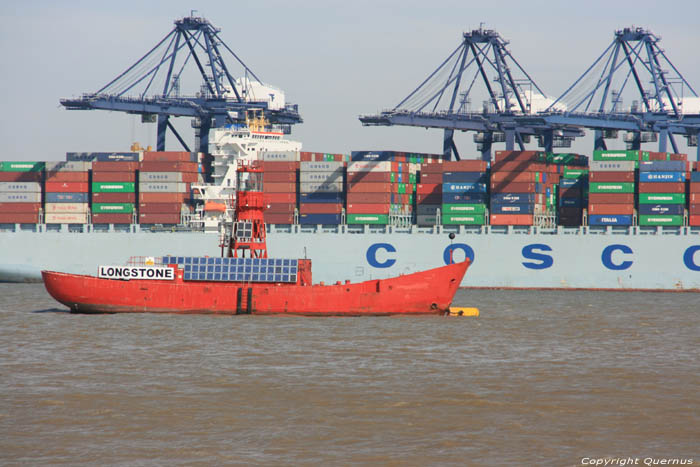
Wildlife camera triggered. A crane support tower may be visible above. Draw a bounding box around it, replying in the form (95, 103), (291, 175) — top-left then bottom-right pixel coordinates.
(60, 15), (302, 153)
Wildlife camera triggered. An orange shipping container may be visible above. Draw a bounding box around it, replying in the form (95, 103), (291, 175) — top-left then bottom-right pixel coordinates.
(263, 182), (296, 193)
(490, 181), (537, 193)
(489, 214), (534, 225)
(138, 203), (183, 214)
(263, 193), (296, 204)
(264, 203), (295, 214)
(589, 171), (635, 182)
(588, 203), (635, 215)
(490, 171), (540, 183)
(138, 213), (181, 224)
(262, 161), (299, 172)
(491, 161), (548, 172)
(348, 182), (395, 193)
(142, 151), (192, 162)
(299, 203), (343, 214)
(638, 182), (684, 193)
(442, 160), (488, 172)
(264, 172), (297, 183)
(92, 213), (133, 224)
(45, 182), (89, 193)
(588, 193), (635, 204)
(346, 203), (391, 214)
(0, 213), (40, 223)
(93, 192), (136, 203)
(0, 172), (42, 182)
(347, 192), (392, 204)
(419, 162), (444, 174)
(689, 215), (700, 226)
(347, 172), (392, 183)
(0, 202), (42, 213)
(416, 183), (441, 194)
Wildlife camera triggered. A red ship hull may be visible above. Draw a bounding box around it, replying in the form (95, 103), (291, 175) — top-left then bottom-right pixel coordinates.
(42, 260), (469, 316)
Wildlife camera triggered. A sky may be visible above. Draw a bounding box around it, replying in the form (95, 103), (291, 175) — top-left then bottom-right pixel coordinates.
(2, 0), (700, 161)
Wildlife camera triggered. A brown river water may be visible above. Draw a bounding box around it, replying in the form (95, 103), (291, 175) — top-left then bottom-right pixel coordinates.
(1, 283), (698, 466)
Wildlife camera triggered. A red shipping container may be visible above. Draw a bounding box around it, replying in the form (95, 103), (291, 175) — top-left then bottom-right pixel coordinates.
(265, 203), (295, 214)
(588, 203), (635, 215)
(638, 182), (684, 193)
(491, 161), (548, 172)
(347, 192), (392, 204)
(92, 192), (136, 203)
(138, 161), (198, 172)
(442, 160), (488, 172)
(138, 193), (186, 203)
(262, 161), (299, 172)
(494, 150), (541, 163)
(419, 162), (444, 174)
(416, 183), (441, 194)
(346, 203), (390, 214)
(0, 172), (42, 182)
(299, 203), (343, 214)
(489, 214), (534, 225)
(264, 182), (296, 193)
(45, 182), (89, 193)
(264, 213), (294, 224)
(690, 193), (700, 202)
(142, 151), (192, 162)
(669, 153), (688, 161)
(418, 173), (443, 184)
(300, 153), (312, 162)
(689, 215), (700, 226)
(348, 182), (395, 193)
(490, 181), (537, 193)
(689, 184), (700, 194)
(138, 203), (183, 214)
(91, 161), (138, 172)
(688, 204), (700, 215)
(45, 172), (89, 182)
(588, 193), (634, 204)
(264, 172), (297, 183)
(0, 202), (42, 213)
(490, 171), (541, 183)
(263, 193), (296, 204)
(138, 213), (181, 224)
(347, 172), (392, 183)
(92, 213), (133, 224)
(92, 171), (136, 182)
(0, 213), (40, 223)
(648, 152), (667, 161)
(416, 193), (442, 204)
(589, 171), (635, 182)
(559, 187), (582, 197)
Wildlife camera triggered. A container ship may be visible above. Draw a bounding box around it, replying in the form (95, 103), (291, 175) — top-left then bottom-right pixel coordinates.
(2, 118), (700, 291)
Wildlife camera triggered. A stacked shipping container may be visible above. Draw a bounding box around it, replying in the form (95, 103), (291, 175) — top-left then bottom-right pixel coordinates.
(138, 151), (197, 225)
(299, 161), (344, 225)
(416, 161), (443, 226)
(262, 161), (298, 225)
(91, 154), (139, 224)
(637, 159), (688, 226)
(0, 162), (43, 224)
(44, 161), (90, 224)
(558, 167), (588, 226)
(690, 169), (700, 226)
(441, 160), (489, 225)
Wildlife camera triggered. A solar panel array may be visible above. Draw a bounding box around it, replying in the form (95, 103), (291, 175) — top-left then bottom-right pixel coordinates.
(162, 256), (298, 283)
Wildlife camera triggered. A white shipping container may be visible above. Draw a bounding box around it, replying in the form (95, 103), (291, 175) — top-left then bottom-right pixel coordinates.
(139, 172), (185, 182)
(0, 182), (42, 193)
(45, 161), (92, 172)
(45, 213), (89, 224)
(299, 171), (343, 183)
(300, 161), (344, 172)
(261, 151), (300, 162)
(44, 203), (89, 213)
(0, 192), (42, 202)
(138, 182), (188, 193)
(589, 161), (636, 172)
(299, 182), (343, 193)
(347, 161), (391, 173)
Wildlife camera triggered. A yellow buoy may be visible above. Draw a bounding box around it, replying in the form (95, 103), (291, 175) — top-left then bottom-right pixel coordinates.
(448, 307), (479, 317)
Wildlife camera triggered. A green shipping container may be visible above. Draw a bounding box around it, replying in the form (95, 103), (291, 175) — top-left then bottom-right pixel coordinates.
(441, 214), (485, 225)
(347, 214), (389, 225)
(589, 182), (635, 193)
(92, 182), (136, 193)
(639, 215), (683, 226)
(409, 173), (416, 184)
(92, 203), (134, 214)
(442, 203), (486, 214)
(638, 193), (686, 204)
(592, 150), (649, 161)
(1, 161), (45, 172)
(563, 168), (589, 179)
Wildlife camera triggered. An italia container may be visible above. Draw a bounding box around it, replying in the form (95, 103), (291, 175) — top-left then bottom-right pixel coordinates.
(589, 214), (634, 226)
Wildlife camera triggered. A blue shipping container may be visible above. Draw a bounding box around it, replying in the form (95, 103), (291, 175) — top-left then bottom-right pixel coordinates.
(441, 193), (488, 204)
(690, 172), (700, 182)
(299, 213), (342, 224)
(638, 160), (687, 172)
(442, 172), (488, 183)
(66, 152), (139, 162)
(638, 171), (686, 182)
(589, 214), (634, 226)
(299, 192), (344, 203)
(351, 151), (398, 161)
(490, 203), (535, 214)
(559, 197), (583, 208)
(443, 183), (488, 193)
(45, 192), (89, 203)
(490, 193), (535, 204)
(638, 203), (684, 215)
